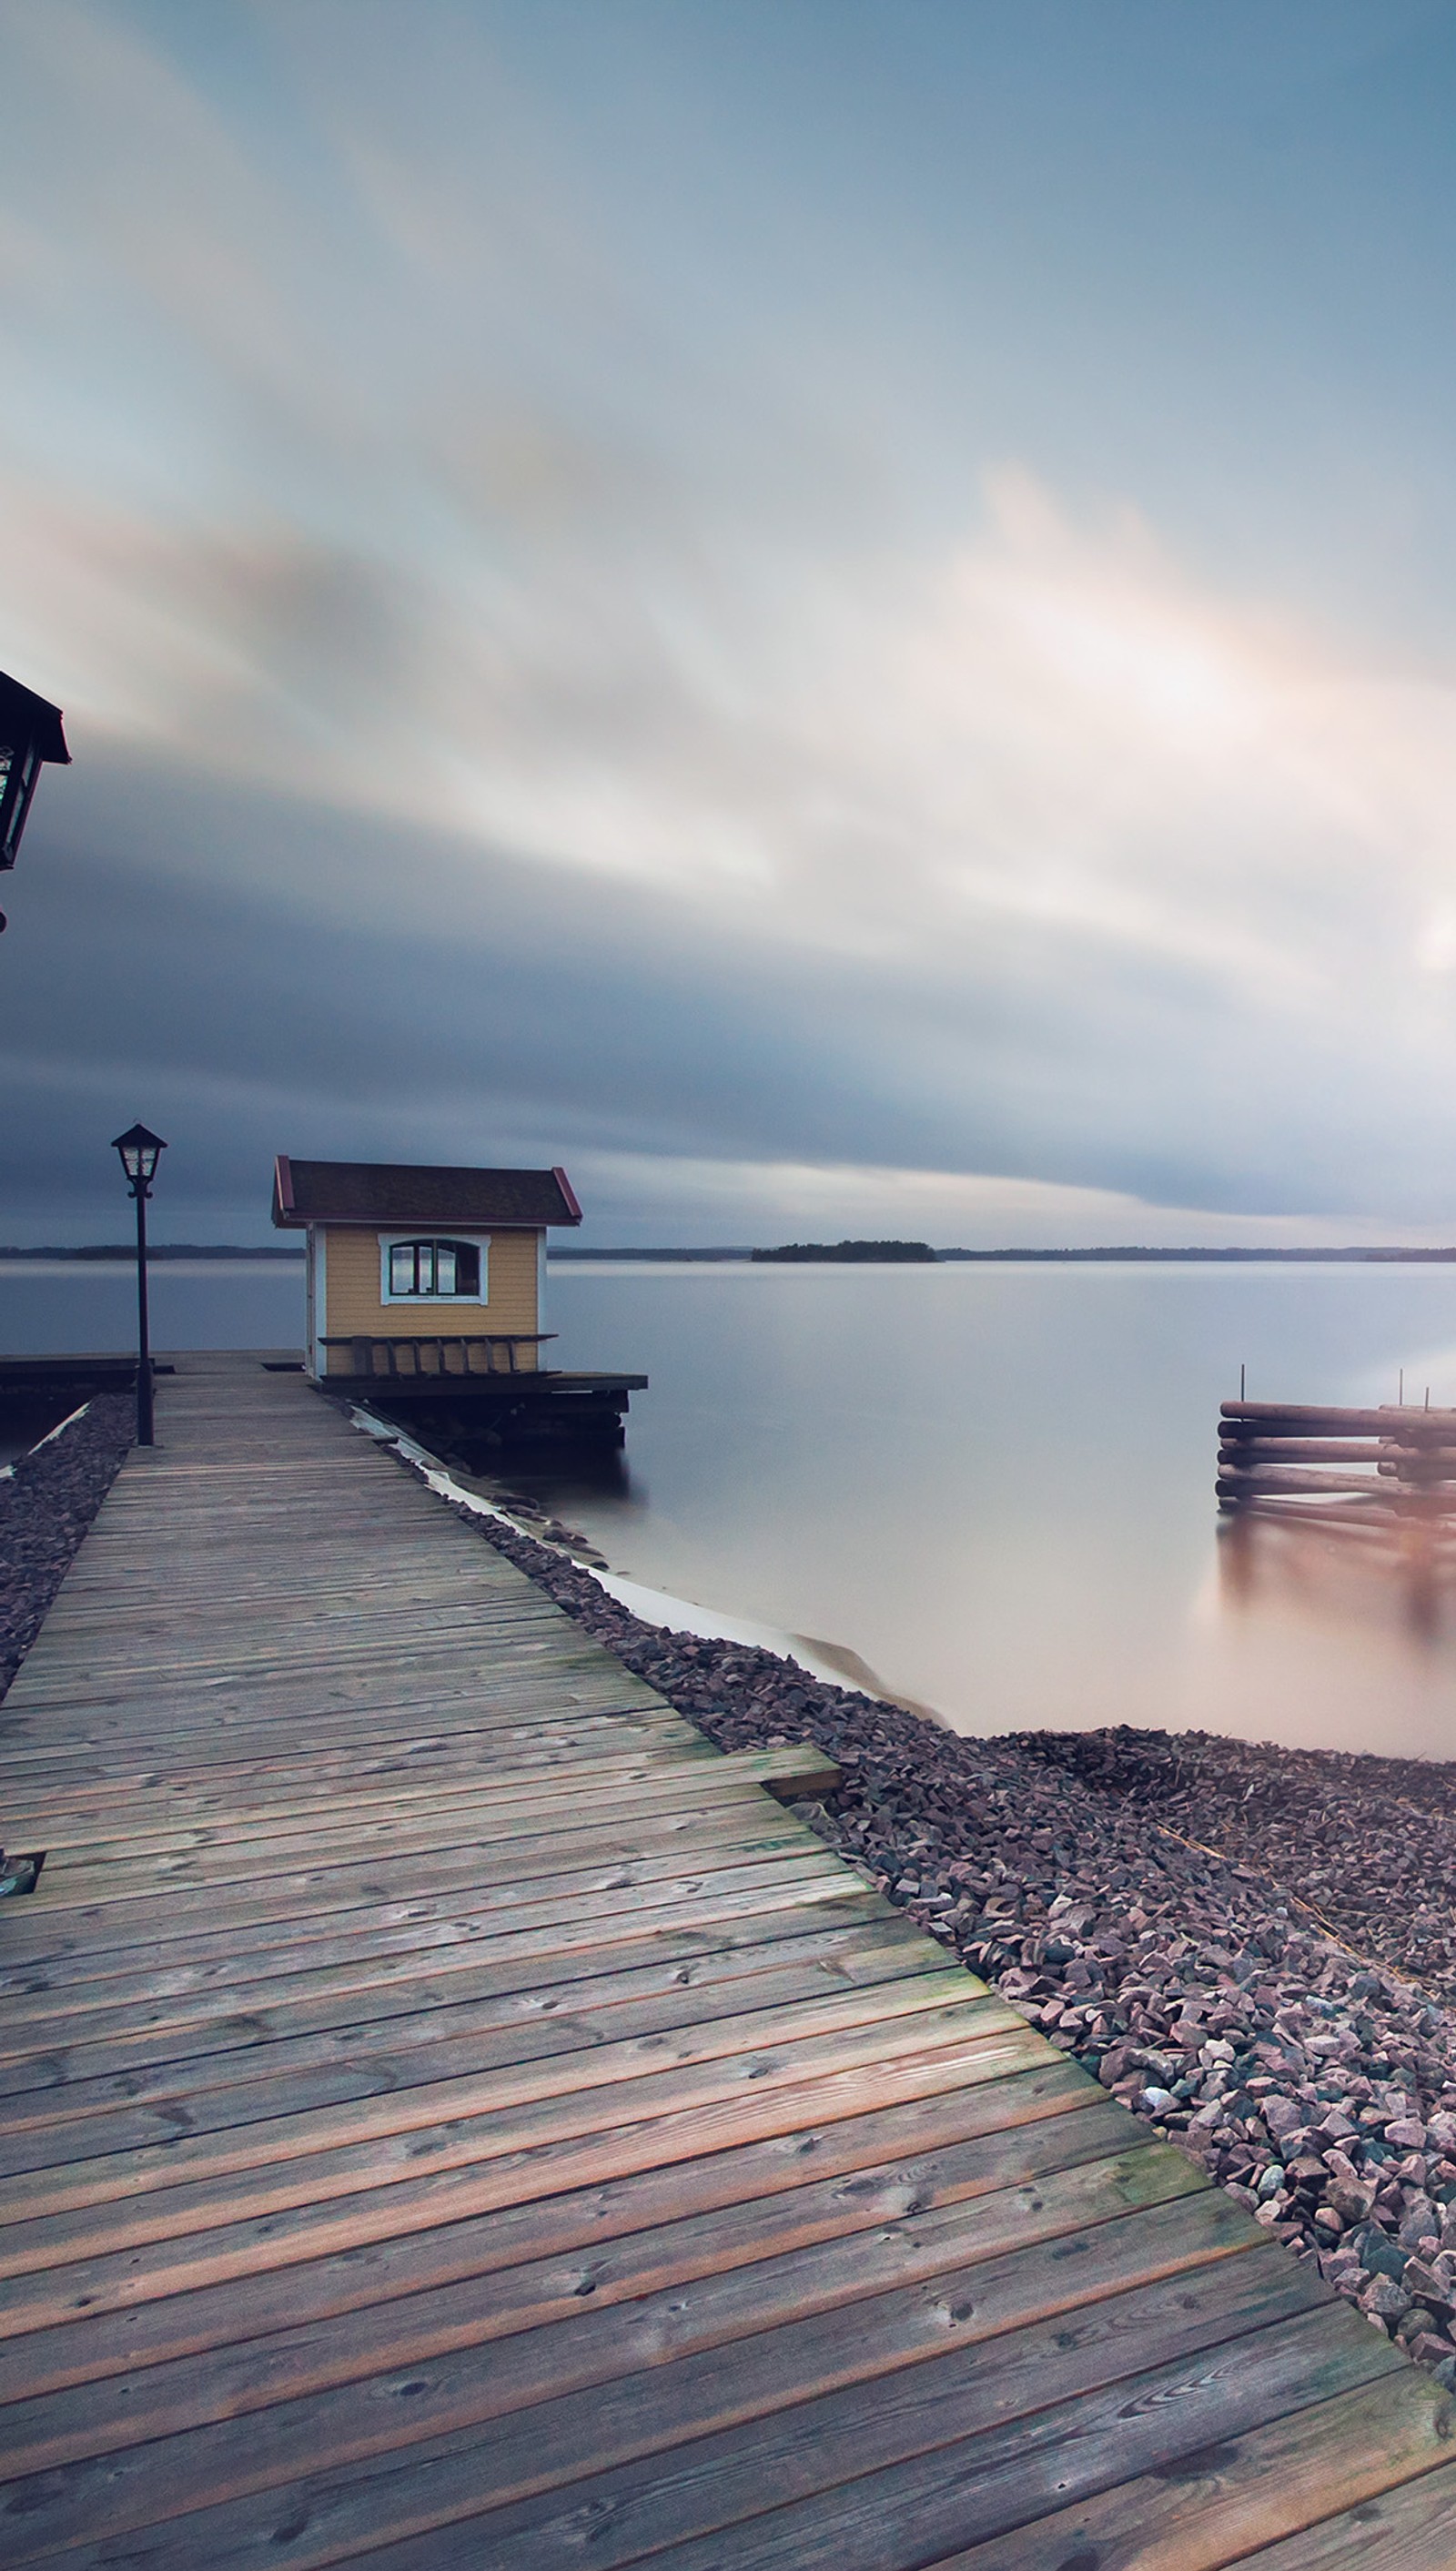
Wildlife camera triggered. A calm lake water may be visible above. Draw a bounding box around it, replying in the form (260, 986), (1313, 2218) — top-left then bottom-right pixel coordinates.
(5, 1255), (1456, 1758)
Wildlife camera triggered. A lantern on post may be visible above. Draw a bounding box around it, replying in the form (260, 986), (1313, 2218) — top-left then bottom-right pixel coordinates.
(0, 672), (69, 930)
(112, 1124), (167, 1448)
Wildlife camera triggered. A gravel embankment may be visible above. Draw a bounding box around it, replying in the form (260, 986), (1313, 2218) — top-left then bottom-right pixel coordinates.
(399, 1449), (1456, 2385)
(0, 1396), (133, 1704)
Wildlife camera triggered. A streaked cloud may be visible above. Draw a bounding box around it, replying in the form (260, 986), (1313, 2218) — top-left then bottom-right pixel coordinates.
(5, 2), (1456, 1238)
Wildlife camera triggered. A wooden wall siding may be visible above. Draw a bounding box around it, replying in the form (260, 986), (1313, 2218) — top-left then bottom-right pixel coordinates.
(1, 1351), (1453, 2566)
(320, 1224), (541, 1364)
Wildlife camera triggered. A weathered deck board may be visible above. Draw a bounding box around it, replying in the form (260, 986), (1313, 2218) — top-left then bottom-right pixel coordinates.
(0, 2147), (1214, 2485)
(1, 1351), (1451, 2564)
(0, 1909), (930, 2082)
(0, 2060), (1101, 2344)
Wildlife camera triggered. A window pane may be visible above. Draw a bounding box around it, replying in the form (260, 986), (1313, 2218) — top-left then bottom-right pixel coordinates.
(389, 1237), (482, 1297)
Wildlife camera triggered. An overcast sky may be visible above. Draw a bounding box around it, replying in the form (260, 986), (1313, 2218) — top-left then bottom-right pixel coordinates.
(7, 0), (1456, 1242)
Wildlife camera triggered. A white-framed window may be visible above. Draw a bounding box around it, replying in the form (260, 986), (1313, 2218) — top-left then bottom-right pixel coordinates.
(379, 1234), (489, 1303)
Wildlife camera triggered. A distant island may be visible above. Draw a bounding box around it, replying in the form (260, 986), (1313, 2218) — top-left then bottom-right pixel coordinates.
(752, 1240), (939, 1264)
(0, 1244), (303, 1261)
(936, 1246), (1456, 1263)
(552, 1243), (1456, 1264)
(550, 1246), (754, 1261)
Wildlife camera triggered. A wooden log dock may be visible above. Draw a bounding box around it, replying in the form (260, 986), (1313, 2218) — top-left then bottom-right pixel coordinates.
(2, 1353), (1456, 2563)
(1219, 1399), (1456, 1533)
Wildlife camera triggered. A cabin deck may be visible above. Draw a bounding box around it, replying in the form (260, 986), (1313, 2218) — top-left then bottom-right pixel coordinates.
(1, 1351), (1454, 2566)
(315, 1360), (648, 1446)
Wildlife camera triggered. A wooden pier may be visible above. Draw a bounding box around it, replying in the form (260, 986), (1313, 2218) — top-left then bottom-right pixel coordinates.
(2, 1354), (1456, 2563)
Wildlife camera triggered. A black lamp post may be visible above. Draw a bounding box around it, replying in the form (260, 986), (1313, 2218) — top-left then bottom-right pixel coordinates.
(0, 671), (70, 932)
(112, 1124), (167, 1447)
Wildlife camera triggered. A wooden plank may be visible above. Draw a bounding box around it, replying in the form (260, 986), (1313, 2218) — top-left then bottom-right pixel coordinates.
(0, 2084), (1130, 2391)
(0, 1808), (823, 1953)
(0, 1690), (679, 1756)
(1222, 1402), (1456, 1433)
(0, 1732), (733, 1837)
(3, 1609), (624, 1688)
(10, 1581), (584, 1629)
(0, 1633), (664, 1713)
(1210, 2458), (1456, 2569)
(0, 1833), (828, 1985)
(44, 1590), (573, 1627)
(0, 1704), (691, 1785)
(342, 2251), (1331, 2571)
(0, 1849), (857, 2003)
(933, 2369), (1456, 2569)
(0, 1691), (674, 1759)
(0, 1665), (671, 1723)
(0, 1614), (651, 1675)
(1, 1741), (839, 1875)
(411, 2302), (1404, 2571)
(9, 1603), (639, 1658)
(0, 1675), (601, 1746)
(0, 2056), (1101, 2343)
(4, 2232), (1325, 2570)
(1218, 1439), (1456, 1464)
(48, 1547), (522, 1584)
(0, 2142), (1213, 2481)
(8, 1773), (821, 1902)
(0, 1862), (867, 2032)
(18, 1570), (622, 1622)
(0, 1903), (909, 2074)
(20, 1630), (635, 1689)
(9, 1605), (638, 1655)
(1218, 1467), (1405, 1496)
(0, 1927), (944, 2141)
(0, 1722), (696, 1811)
(0, 1977), (1002, 2191)
(11, 1785), (797, 1898)
(7, 1613), (652, 1672)
(0, 2019), (1051, 2279)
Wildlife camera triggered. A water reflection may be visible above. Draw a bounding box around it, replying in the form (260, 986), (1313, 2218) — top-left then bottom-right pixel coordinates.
(1218, 1510), (1456, 1646)
(527, 1260), (1456, 1759)
(457, 1443), (637, 1511)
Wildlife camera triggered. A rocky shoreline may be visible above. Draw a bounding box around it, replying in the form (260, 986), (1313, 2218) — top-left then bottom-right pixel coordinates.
(416, 1454), (1456, 2387)
(0, 1396), (133, 1704)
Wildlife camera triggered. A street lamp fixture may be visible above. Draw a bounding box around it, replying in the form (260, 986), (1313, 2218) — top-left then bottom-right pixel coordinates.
(112, 1123), (167, 1447)
(0, 671), (70, 930)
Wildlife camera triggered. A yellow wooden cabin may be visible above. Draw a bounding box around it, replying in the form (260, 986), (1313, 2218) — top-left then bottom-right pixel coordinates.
(272, 1156), (582, 1385)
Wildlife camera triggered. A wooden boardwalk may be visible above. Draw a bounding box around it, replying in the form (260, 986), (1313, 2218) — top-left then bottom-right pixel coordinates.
(1, 1353), (1455, 2566)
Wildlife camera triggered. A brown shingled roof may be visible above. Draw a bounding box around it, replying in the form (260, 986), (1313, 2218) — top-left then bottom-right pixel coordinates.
(272, 1158), (581, 1229)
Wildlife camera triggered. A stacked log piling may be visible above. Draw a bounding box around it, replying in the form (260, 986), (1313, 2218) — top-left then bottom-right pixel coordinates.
(1218, 1401), (1456, 1528)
